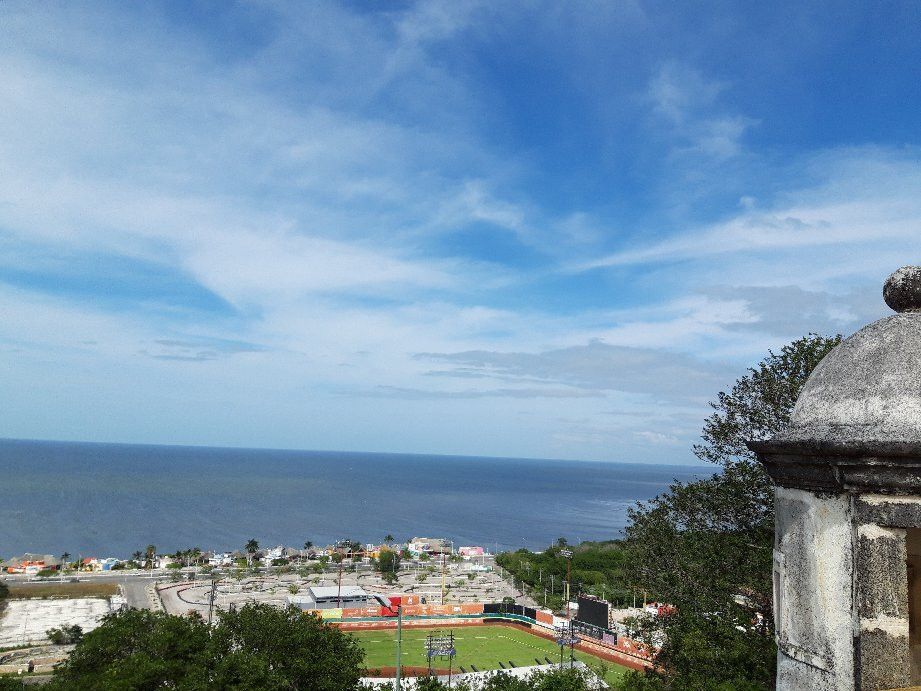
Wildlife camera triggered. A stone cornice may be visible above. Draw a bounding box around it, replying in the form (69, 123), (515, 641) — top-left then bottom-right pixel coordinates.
(747, 440), (921, 493)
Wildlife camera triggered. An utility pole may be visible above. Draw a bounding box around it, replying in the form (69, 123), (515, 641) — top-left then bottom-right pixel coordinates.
(337, 553), (344, 608)
(208, 578), (218, 624)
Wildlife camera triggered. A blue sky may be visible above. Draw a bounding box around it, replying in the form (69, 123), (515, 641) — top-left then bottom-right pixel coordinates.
(1, 1), (920, 464)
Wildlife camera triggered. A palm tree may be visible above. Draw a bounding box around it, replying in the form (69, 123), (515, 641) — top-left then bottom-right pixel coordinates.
(132, 550), (143, 566)
(245, 539), (259, 567)
(145, 544), (157, 572)
(60, 552), (70, 580)
(384, 534), (394, 545)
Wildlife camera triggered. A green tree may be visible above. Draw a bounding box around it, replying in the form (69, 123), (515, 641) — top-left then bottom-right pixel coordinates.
(209, 603), (363, 690)
(377, 549), (401, 585)
(621, 334), (840, 690)
(46, 603), (364, 690)
(401, 668), (593, 690)
(144, 544), (156, 571)
(47, 624), (83, 645)
(50, 609), (210, 689)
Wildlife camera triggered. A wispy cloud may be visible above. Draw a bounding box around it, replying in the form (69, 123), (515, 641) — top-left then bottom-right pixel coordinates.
(416, 341), (728, 403)
(371, 385), (602, 400)
(647, 62), (758, 160)
(578, 147), (921, 277)
(142, 338), (264, 362)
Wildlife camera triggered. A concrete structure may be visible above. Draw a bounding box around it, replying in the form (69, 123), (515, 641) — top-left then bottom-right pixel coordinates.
(408, 537), (452, 555)
(750, 266), (921, 690)
(288, 585), (372, 610)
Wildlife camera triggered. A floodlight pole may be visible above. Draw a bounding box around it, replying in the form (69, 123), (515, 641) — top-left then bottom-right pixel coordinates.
(395, 604), (402, 690)
(448, 629), (453, 688)
(560, 548), (574, 670)
(560, 549), (573, 624)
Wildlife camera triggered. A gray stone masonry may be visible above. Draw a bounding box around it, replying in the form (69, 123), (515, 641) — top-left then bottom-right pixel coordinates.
(750, 266), (921, 691)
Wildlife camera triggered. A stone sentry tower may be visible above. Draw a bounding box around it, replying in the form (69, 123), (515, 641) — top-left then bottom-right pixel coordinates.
(750, 266), (921, 691)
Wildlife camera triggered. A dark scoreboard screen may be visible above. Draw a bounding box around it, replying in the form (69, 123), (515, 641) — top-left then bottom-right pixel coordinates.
(576, 595), (609, 630)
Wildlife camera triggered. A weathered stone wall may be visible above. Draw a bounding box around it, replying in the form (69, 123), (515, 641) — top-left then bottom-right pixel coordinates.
(774, 491), (921, 690)
(908, 529), (921, 684)
(854, 522), (909, 690)
(774, 487), (854, 691)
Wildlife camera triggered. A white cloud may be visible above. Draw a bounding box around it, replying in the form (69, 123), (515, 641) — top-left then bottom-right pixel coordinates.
(580, 147), (921, 282)
(646, 62), (757, 160)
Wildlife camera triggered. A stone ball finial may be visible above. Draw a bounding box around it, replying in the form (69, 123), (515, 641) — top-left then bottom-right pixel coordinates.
(883, 266), (921, 313)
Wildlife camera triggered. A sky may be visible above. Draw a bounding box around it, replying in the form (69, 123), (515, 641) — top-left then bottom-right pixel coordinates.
(1, 1), (920, 465)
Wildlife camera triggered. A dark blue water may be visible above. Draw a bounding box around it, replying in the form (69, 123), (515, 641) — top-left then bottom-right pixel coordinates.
(0, 439), (709, 557)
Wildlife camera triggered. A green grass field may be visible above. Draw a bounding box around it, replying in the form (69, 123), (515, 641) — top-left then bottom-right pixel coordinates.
(351, 624), (629, 685)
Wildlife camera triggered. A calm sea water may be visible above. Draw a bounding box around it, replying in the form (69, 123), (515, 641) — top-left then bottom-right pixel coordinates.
(0, 439), (709, 558)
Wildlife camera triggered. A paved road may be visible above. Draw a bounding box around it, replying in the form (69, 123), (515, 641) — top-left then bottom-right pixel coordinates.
(118, 578), (153, 609)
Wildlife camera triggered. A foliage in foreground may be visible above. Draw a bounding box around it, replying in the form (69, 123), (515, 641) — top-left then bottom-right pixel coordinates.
(371, 667), (594, 690)
(40, 602), (363, 690)
(620, 334), (841, 690)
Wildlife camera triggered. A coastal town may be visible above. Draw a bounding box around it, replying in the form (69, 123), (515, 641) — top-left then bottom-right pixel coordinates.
(1, 537), (652, 685)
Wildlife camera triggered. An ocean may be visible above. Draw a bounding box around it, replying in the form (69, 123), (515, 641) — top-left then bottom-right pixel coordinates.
(0, 438), (709, 558)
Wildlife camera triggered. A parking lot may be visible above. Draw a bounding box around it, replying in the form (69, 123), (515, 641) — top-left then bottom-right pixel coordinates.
(0, 598), (112, 648)
(159, 558), (530, 617)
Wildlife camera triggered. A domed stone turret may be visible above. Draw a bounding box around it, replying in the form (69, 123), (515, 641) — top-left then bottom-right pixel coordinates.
(749, 267), (921, 691)
(779, 266), (921, 449)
